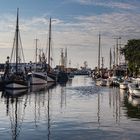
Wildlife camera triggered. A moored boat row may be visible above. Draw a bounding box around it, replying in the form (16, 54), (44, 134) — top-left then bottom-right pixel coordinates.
(0, 9), (69, 95)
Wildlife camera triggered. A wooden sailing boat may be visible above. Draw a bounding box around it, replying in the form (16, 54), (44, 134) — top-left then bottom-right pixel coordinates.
(29, 39), (47, 85)
(93, 33), (101, 79)
(94, 33), (107, 86)
(4, 9), (29, 91)
(47, 18), (57, 82)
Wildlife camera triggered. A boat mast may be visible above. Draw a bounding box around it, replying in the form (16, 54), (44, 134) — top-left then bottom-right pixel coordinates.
(101, 57), (104, 69)
(35, 39), (38, 71)
(60, 49), (64, 67)
(114, 37), (121, 66)
(116, 38), (119, 66)
(65, 47), (67, 68)
(48, 18), (51, 71)
(113, 45), (116, 66)
(16, 8), (19, 73)
(98, 33), (101, 70)
(109, 48), (112, 70)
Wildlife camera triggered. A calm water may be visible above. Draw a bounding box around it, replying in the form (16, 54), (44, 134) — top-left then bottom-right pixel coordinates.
(0, 75), (140, 140)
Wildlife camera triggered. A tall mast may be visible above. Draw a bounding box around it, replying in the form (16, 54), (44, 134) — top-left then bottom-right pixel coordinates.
(98, 33), (101, 70)
(116, 38), (119, 66)
(119, 38), (122, 65)
(101, 57), (104, 69)
(114, 37), (121, 66)
(16, 8), (19, 73)
(65, 47), (67, 68)
(48, 18), (51, 71)
(109, 48), (112, 70)
(35, 39), (39, 71)
(113, 46), (116, 66)
(60, 49), (64, 66)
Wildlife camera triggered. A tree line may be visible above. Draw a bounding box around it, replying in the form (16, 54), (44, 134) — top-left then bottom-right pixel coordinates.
(121, 39), (140, 77)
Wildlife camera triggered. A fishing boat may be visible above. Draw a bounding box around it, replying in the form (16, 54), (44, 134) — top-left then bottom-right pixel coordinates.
(29, 39), (47, 85)
(56, 48), (68, 83)
(3, 9), (29, 91)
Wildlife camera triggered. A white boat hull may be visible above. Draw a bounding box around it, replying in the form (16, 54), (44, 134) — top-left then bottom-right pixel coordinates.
(95, 79), (101, 86)
(30, 72), (47, 85)
(128, 83), (140, 97)
(132, 88), (140, 97)
(120, 83), (128, 90)
(96, 78), (107, 86)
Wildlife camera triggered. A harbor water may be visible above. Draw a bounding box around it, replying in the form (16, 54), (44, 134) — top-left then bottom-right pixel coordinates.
(0, 75), (140, 140)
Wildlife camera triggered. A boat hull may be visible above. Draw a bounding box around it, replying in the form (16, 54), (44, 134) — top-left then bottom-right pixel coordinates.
(4, 80), (29, 90)
(128, 83), (140, 97)
(47, 72), (57, 82)
(29, 72), (47, 85)
(120, 83), (128, 90)
(132, 89), (140, 97)
(95, 78), (107, 86)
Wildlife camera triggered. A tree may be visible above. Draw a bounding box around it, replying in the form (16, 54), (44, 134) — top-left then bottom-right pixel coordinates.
(121, 39), (140, 77)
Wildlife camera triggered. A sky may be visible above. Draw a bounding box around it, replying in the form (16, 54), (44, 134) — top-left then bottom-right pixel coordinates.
(0, 0), (140, 68)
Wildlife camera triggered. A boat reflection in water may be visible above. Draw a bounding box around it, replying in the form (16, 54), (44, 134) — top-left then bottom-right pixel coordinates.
(29, 82), (56, 93)
(31, 85), (53, 140)
(123, 94), (140, 119)
(4, 89), (28, 97)
(1, 76), (140, 140)
(2, 92), (28, 140)
(128, 94), (140, 107)
(30, 84), (47, 92)
(1, 80), (56, 140)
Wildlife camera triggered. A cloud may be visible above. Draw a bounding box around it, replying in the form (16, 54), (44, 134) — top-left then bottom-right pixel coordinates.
(0, 9), (140, 67)
(53, 12), (140, 47)
(50, 12), (140, 67)
(1, 11), (139, 49)
(73, 0), (138, 10)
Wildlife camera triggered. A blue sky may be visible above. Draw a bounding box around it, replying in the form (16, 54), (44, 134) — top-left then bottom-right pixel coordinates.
(0, 0), (140, 68)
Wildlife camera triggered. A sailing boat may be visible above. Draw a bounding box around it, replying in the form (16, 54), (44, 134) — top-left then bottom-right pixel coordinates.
(47, 18), (57, 83)
(94, 33), (107, 86)
(29, 39), (47, 85)
(3, 9), (29, 91)
(92, 33), (101, 79)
